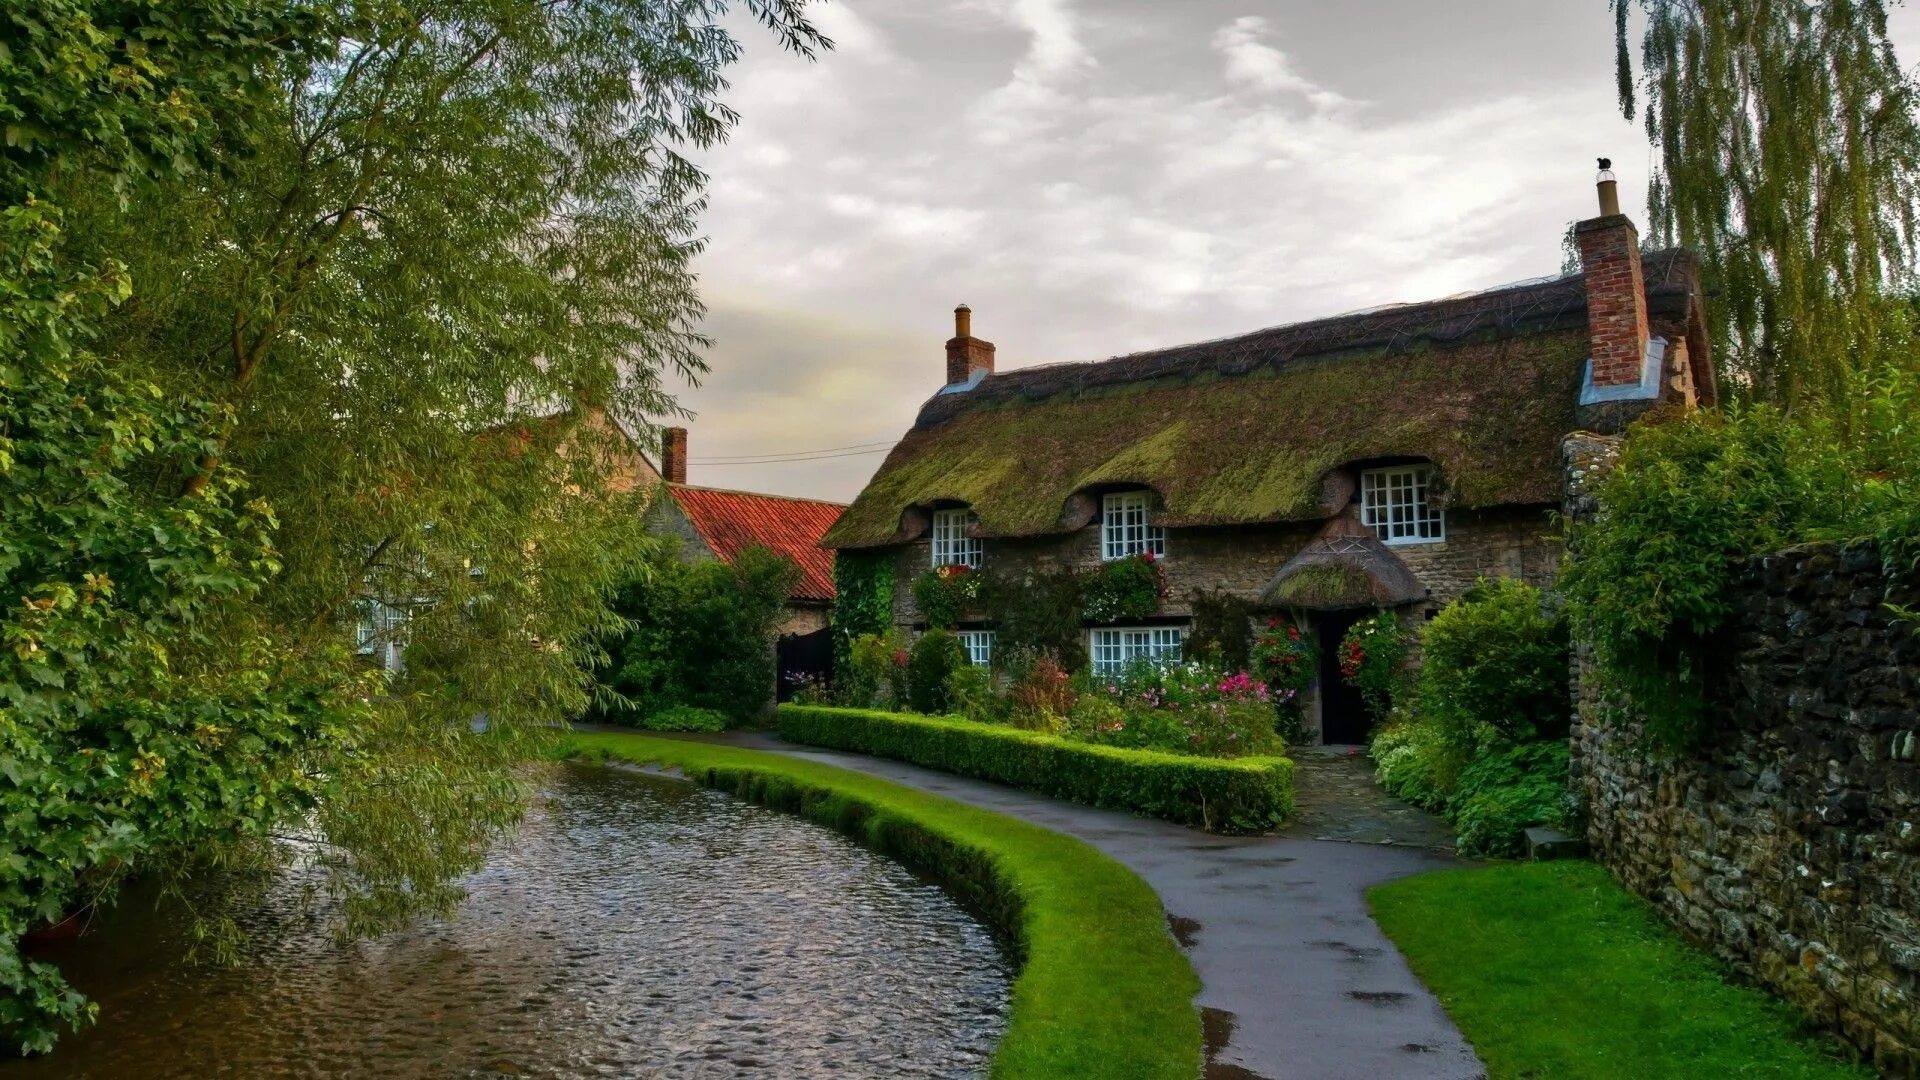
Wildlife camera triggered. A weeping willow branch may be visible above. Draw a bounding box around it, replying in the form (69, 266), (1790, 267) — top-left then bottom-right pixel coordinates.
(1614, 0), (1920, 419)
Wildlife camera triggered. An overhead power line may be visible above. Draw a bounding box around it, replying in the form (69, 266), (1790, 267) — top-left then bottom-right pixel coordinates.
(688, 444), (895, 466)
(687, 438), (896, 465)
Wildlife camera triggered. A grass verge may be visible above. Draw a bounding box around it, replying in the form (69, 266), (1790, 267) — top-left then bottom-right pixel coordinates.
(1369, 861), (1871, 1079)
(562, 730), (1202, 1080)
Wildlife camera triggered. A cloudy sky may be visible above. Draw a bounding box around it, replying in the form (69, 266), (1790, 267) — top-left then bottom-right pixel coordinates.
(670, 1), (1920, 502)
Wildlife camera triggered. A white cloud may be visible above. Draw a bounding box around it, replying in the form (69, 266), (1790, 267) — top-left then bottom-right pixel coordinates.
(1210, 16), (1349, 111)
(677, 0), (1647, 501)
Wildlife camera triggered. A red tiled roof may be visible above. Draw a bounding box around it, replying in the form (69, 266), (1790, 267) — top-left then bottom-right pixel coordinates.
(667, 485), (845, 603)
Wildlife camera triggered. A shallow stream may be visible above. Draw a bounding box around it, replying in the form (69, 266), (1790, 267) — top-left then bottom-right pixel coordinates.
(6, 764), (1011, 1079)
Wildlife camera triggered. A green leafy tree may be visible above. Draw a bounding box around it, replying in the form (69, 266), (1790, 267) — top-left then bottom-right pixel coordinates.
(2, 0), (827, 1053)
(601, 544), (801, 724)
(1612, 0), (1920, 413)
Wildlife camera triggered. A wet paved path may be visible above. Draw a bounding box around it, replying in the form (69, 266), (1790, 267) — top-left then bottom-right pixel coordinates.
(695, 732), (1485, 1080)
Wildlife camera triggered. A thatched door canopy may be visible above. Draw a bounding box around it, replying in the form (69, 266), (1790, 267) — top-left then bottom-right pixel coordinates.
(1258, 516), (1428, 610)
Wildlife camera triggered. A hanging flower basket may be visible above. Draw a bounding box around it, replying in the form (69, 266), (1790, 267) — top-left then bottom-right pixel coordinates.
(1081, 552), (1166, 623)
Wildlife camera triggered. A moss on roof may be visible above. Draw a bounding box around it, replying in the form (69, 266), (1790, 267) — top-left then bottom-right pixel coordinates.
(1267, 565), (1377, 609)
(824, 327), (1590, 549)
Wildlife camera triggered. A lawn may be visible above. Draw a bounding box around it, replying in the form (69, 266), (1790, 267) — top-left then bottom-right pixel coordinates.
(1369, 861), (1871, 1079)
(562, 730), (1202, 1080)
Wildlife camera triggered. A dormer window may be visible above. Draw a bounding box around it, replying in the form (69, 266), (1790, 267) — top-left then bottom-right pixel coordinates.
(1360, 465), (1445, 545)
(931, 508), (982, 567)
(1101, 491), (1166, 561)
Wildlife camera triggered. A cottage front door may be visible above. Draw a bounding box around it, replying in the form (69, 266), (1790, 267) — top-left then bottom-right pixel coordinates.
(1313, 610), (1373, 745)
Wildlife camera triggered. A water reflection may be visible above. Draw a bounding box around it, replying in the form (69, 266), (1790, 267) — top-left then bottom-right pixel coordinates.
(8, 765), (1011, 1078)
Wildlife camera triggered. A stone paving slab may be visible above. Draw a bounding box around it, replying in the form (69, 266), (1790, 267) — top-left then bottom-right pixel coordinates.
(698, 732), (1486, 1080)
(1285, 746), (1459, 853)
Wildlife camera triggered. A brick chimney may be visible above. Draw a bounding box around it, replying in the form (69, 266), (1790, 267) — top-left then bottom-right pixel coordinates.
(1575, 158), (1653, 392)
(661, 426), (687, 484)
(945, 304), (996, 386)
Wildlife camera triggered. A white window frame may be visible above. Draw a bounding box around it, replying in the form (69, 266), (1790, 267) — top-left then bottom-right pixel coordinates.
(956, 629), (996, 667)
(1360, 465), (1445, 545)
(1100, 491), (1166, 561)
(355, 599), (411, 673)
(1089, 626), (1184, 675)
(930, 508), (983, 568)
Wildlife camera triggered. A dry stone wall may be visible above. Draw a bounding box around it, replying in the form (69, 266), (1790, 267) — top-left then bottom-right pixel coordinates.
(1571, 539), (1920, 1074)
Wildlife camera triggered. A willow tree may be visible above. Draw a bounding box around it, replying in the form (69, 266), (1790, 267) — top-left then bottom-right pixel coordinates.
(3, 0), (825, 1053)
(1612, 0), (1920, 414)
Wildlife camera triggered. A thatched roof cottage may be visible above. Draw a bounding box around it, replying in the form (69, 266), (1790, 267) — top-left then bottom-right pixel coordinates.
(822, 169), (1711, 742)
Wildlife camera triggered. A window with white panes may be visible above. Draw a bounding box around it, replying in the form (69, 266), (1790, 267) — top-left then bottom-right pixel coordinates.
(1100, 492), (1166, 561)
(1089, 627), (1184, 675)
(956, 630), (995, 667)
(1360, 465), (1445, 545)
(930, 508), (983, 567)
(354, 600), (411, 673)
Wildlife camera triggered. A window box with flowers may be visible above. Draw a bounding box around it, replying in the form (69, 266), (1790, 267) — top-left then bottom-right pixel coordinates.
(911, 563), (983, 629)
(1081, 551), (1166, 624)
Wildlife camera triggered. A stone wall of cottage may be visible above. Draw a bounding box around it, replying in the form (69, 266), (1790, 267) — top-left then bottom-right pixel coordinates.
(885, 505), (1561, 629)
(778, 604), (830, 637)
(1570, 539), (1920, 1075)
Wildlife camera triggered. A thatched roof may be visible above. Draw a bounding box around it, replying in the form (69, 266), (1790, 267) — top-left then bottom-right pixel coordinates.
(1258, 516), (1428, 610)
(823, 250), (1700, 550)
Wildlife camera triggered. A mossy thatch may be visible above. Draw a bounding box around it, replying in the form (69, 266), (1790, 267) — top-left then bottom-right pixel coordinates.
(823, 252), (1700, 550)
(1267, 565), (1376, 608)
(1257, 520), (1428, 610)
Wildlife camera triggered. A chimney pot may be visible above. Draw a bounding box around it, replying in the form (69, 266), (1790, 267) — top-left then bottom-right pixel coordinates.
(954, 303), (972, 339)
(1595, 156), (1621, 216)
(661, 426), (688, 484)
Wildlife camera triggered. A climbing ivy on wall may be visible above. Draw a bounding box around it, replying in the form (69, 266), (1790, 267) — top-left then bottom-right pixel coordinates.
(831, 551), (893, 680)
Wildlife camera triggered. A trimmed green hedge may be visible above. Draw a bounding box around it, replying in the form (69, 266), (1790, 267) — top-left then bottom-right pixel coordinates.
(776, 705), (1293, 834)
(563, 731), (1202, 1079)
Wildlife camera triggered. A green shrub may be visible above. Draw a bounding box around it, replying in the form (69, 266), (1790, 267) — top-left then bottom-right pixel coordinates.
(600, 543), (798, 723)
(1418, 578), (1570, 747)
(637, 705), (729, 732)
(1447, 741), (1569, 857)
(1063, 694), (1127, 740)
(846, 629), (909, 710)
(908, 629), (968, 714)
(1373, 717), (1566, 857)
(777, 705), (1294, 833)
(1370, 716), (1455, 812)
(944, 661), (997, 722)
